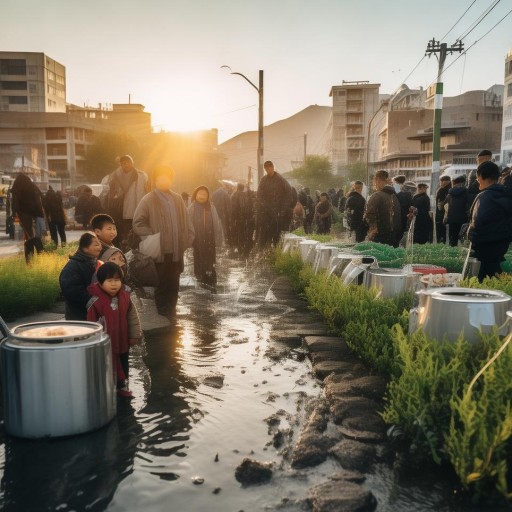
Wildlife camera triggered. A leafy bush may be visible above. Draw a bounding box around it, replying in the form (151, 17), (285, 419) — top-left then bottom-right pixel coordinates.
(0, 250), (72, 321)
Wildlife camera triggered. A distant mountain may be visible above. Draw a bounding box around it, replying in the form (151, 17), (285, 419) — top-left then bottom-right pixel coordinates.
(219, 105), (332, 186)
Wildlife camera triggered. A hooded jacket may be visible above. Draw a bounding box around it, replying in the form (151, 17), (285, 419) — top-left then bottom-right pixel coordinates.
(59, 250), (98, 320)
(445, 186), (469, 225)
(364, 185), (402, 245)
(469, 184), (512, 245)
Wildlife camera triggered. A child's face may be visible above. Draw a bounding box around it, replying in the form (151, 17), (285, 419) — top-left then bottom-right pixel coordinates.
(83, 237), (102, 258)
(100, 277), (123, 297)
(94, 223), (117, 244)
(108, 252), (126, 268)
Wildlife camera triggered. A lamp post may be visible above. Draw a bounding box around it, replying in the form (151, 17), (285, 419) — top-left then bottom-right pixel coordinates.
(222, 66), (264, 183)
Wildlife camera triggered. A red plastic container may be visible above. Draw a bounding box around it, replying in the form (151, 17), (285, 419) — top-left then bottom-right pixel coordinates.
(411, 264), (447, 275)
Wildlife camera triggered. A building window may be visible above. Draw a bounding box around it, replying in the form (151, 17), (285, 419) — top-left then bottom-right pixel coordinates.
(75, 144), (86, 157)
(8, 96), (28, 104)
(46, 127), (67, 140)
(1, 81), (27, 90)
(505, 126), (512, 141)
(508, 83), (512, 97)
(28, 83), (37, 93)
(0, 59), (26, 75)
(47, 143), (67, 156)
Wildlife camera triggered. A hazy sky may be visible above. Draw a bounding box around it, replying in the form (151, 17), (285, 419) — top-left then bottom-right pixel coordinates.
(1, 0), (511, 142)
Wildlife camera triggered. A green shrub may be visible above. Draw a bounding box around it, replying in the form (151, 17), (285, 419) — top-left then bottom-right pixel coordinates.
(0, 251), (71, 321)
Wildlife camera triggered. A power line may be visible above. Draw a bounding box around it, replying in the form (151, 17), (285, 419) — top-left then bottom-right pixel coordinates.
(440, 0), (478, 41)
(456, 0), (502, 41)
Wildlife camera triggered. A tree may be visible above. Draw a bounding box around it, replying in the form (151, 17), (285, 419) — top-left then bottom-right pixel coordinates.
(84, 132), (144, 182)
(285, 155), (340, 192)
(345, 161), (367, 184)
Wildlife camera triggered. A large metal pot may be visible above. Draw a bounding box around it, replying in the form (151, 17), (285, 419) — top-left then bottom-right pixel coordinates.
(0, 320), (116, 438)
(364, 268), (420, 298)
(328, 252), (356, 277)
(281, 234), (304, 254)
(340, 256), (378, 285)
(409, 287), (512, 343)
(299, 240), (319, 263)
(312, 245), (339, 274)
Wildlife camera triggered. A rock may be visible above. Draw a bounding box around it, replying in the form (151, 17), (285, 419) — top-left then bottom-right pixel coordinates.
(313, 360), (363, 380)
(202, 374), (224, 389)
(290, 432), (337, 469)
(192, 476), (204, 485)
(338, 425), (385, 443)
(309, 350), (346, 364)
(212, 487), (221, 494)
(324, 375), (386, 401)
(234, 458), (273, 485)
(329, 396), (382, 424)
(329, 439), (377, 472)
(304, 336), (350, 353)
(308, 472), (376, 512)
(342, 412), (386, 435)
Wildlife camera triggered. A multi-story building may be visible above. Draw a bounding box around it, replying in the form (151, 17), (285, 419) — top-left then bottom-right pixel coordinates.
(0, 52), (66, 113)
(329, 81), (380, 174)
(368, 85), (503, 184)
(501, 50), (512, 166)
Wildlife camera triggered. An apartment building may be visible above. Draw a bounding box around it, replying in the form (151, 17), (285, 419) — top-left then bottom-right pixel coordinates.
(501, 50), (512, 166)
(329, 81), (380, 174)
(0, 52), (66, 113)
(368, 85), (503, 184)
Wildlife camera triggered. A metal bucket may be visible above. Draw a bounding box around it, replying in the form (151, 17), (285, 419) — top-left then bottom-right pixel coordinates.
(340, 256), (378, 285)
(364, 268), (421, 298)
(298, 240), (319, 263)
(312, 245), (339, 274)
(0, 320), (116, 438)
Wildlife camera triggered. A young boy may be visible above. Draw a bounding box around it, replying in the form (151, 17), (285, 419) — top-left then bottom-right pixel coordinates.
(87, 262), (142, 398)
(90, 213), (117, 258)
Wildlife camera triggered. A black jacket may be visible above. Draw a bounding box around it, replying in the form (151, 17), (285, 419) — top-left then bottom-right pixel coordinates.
(396, 190), (413, 232)
(364, 186), (402, 246)
(469, 184), (512, 245)
(446, 186), (469, 225)
(59, 251), (97, 320)
(345, 191), (366, 230)
(435, 185), (450, 223)
(412, 192), (432, 244)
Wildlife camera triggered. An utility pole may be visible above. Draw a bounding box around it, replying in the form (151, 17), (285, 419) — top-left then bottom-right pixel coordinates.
(425, 38), (463, 191)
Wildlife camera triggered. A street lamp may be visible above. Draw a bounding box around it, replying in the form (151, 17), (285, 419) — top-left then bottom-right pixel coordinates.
(221, 66), (264, 183)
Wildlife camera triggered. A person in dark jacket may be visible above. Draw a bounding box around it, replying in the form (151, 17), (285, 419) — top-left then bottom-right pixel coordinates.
(10, 171), (45, 262)
(75, 187), (101, 229)
(345, 181), (367, 242)
(188, 186), (224, 290)
(298, 187), (315, 234)
(364, 170), (402, 247)
(393, 175), (413, 239)
(256, 160), (293, 247)
(211, 184), (232, 246)
(314, 192), (333, 234)
(469, 161), (512, 281)
(59, 232), (102, 320)
(43, 187), (67, 247)
(445, 175), (469, 247)
(411, 183), (433, 244)
(231, 183), (253, 258)
(467, 149), (493, 208)
(435, 175), (451, 244)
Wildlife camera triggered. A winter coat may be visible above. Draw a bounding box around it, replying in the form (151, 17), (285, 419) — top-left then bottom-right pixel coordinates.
(257, 172), (294, 230)
(86, 282), (141, 355)
(445, 186), (469, 225)
(59, 250), (99, 320)
(345, 191), (366, 231)
(396, 190), (413, 232)
(75, 194), (101, 226)
(364, 186), (402, 246)
(411, 192), (432, 244)
(435, 184), (450, 224)
(469, 184), (512, 245)
(11, 172), (44, 218)
(43, 189), (66, 223)
(132, 190), (194, 264)
(188, 201), (224, 249)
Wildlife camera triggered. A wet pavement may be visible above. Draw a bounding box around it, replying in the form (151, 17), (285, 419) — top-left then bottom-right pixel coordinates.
(0, 251), (508, 511)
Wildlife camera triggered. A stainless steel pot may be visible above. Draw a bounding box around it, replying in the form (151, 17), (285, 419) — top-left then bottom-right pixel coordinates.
(281, 234), (304, 254)
(0, 320), (116, 438)
(340, 256), (378, 285)
(364, 268), (420, 298)
(409, 287), (512, 343)
(328, 252), (356, 277)
(312, 245), (339, 274)
(299, 240), (319, 263)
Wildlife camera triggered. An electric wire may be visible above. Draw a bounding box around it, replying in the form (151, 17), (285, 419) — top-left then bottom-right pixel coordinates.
(456, 0), (502, 42)
(440, 0), (478, 41)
